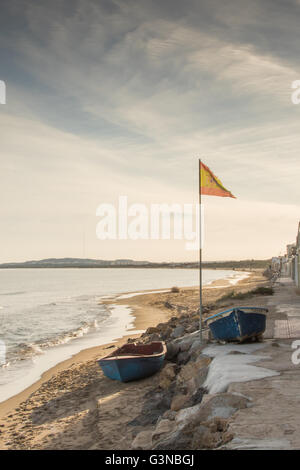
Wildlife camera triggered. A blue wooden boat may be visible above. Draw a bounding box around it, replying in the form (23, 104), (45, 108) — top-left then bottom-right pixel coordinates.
(204, 307), (268, 342)
(98, 341), (166, 382)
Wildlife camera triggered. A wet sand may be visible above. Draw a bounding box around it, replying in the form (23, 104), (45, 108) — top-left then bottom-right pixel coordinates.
(0, 270), (267, 449)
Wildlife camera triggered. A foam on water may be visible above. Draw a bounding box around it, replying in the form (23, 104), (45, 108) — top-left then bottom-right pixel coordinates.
(115, 289), (170, 300)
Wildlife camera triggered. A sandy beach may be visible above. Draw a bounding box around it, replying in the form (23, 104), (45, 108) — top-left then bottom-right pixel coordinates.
(0, 270), (267, 450)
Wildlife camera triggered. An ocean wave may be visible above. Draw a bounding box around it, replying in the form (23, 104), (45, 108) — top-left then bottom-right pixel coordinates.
(11, 317), (102, 362)
(18, 342), (44, 358)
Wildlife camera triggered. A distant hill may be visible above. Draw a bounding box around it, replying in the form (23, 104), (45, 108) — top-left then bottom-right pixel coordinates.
(0, 258), (149, 268)
(0, 258), (270, 270)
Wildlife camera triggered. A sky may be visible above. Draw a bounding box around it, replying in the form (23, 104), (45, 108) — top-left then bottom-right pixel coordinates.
(1, 0), (300, 263)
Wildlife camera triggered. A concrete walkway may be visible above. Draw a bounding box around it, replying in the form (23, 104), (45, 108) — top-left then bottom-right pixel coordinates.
(272, 277), (300, 339)
(221, 277), (300, 450)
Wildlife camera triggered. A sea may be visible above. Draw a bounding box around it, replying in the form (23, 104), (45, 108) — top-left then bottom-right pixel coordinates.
(0, 268), (245, 403)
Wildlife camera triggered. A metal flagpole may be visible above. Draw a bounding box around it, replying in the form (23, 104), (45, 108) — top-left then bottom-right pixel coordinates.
(199, 158), (203, 343)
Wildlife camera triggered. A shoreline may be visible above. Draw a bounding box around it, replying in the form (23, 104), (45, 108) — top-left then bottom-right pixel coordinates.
(0, 269), (248, 411)
(0, 291), (170, 419)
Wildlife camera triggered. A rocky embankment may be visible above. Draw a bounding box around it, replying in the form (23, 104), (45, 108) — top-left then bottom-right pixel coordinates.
(127, 309), (254, 450)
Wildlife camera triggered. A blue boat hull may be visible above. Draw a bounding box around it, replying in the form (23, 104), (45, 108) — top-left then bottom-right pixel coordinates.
(98, 354), (165, 382)
(98, 341), (166, 382)
(206, 308), (267, 342)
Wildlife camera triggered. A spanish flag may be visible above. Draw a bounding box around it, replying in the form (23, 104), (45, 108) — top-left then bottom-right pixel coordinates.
(200, 162), (236, 198)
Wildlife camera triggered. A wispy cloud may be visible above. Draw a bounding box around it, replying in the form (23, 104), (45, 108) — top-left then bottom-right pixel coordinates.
(1, 0), (300, 261)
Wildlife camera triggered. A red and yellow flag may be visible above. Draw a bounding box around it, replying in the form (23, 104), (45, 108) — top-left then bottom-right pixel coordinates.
(200, 162), (236, 198)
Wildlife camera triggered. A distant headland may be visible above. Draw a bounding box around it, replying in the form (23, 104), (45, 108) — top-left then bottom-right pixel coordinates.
(0, 258), (270, 270)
